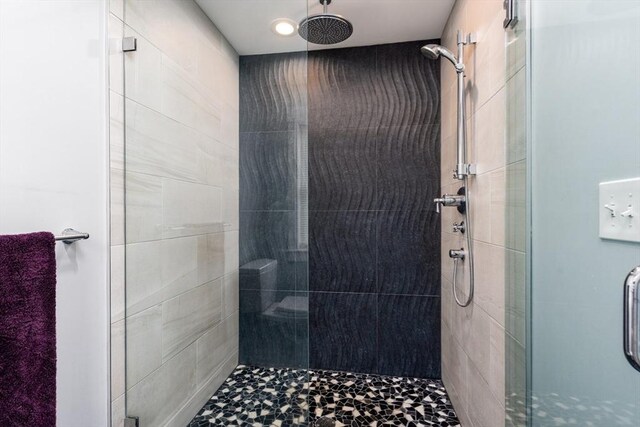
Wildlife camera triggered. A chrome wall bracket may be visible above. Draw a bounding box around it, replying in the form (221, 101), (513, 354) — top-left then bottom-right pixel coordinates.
(122, 37), (137, 52)
(503, 0), (519, 29)
(123, 417), (139, 427)
(54, 228), (90, 244)
(455, 163), (476, 179)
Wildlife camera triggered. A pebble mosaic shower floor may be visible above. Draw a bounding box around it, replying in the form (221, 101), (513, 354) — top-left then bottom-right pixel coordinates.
(188, 365), (460, 427)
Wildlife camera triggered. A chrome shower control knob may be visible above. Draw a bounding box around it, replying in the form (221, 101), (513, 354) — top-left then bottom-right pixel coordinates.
(453, 222), (465, 234)
(449, 248), (466, 259)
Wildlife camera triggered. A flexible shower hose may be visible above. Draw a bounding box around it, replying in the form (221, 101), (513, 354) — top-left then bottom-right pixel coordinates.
(452, 174), (474, 307)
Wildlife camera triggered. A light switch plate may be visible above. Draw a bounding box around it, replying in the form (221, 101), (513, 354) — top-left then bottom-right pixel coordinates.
(599, 177), (640, 243)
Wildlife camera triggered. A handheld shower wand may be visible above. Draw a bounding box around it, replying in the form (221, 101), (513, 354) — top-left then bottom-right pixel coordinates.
(423, 31), (477, 307)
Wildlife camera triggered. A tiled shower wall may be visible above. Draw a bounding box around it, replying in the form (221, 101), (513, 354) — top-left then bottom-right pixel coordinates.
(239, 41), (442, 378)
(109, 1), (240, 426)
(439, 1), (526, 426)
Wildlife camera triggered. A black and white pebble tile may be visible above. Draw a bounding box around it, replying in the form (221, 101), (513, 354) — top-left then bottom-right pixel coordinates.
(188, 365), (460, 427)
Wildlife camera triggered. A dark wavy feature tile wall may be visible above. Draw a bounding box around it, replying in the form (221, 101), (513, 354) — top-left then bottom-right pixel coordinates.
(239, 40), (441, 378)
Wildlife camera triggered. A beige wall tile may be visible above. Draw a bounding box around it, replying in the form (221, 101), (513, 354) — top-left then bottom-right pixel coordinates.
(490, 168), (506, 246)
(467, 363), (505, 427)
(441, 2), (519, 425)
(111, 393), (125, 427)
(110, 91), (124, 170)
(111, 319), (125, 401)
(474, 241), (505, 326)
(162, 279), (223, 361)
(126, 172), (163, 243)
(223, 270), (239, 318)
(472, 12), (506, 111)
(126, 342), (197, 427)
(488, 319), (506, 403)
(111, 245), (125, 323)
(125, 98), (201, 183)
(195, 312), (238, 387)
(110, 0), (124, 21)
(506, 69), (526, 164)
(469, 171), (492, 243)
(162, 178), (222, 237)
(126, 305), (163, 388)
(109, 15), (124, 94)
(110, 167), (125, 246)
(474, 87), (506, 175)
(505, 161), (526, 252)
(124, 28), (163, 112)
(196, 233), (226, 284)
(505, 249), (525, 344)
(125, 240), (163, 314)
(110, 2), (240, 425)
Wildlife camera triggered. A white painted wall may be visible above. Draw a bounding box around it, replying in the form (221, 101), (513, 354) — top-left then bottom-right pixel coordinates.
(0, 1), (109, 426)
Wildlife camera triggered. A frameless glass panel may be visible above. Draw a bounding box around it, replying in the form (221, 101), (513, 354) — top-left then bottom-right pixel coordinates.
(122, 0), (309, 425)
(529, 1), (640, 425)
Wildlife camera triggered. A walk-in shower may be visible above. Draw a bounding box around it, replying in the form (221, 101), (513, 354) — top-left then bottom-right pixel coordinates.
(425, 30), (477, 307)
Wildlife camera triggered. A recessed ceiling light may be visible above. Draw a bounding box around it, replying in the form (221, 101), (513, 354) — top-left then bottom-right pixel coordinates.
(271, 19), (297, 37)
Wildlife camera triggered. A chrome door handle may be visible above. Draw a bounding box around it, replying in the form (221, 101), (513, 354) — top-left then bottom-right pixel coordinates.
(624, 265), (640, 372)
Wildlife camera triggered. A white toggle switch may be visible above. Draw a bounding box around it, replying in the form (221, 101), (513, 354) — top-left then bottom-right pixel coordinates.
(599, 177), (640, 243)
(604, 203), (617, 217)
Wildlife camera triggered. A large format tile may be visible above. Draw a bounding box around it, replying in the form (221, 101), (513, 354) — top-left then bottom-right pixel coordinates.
(309, 126), (377, 211)
(109, 15), (124, 95)
(239, 290), (308, 368)
(309, 292), (377, 373)
(308, 47), (380, 130)
(222, 270), (239, 318)
(126, 342), (197, 427)
(240, 52), (307, 132)
(110, 91), (124, 170)
(377, 209), (440, 295)
(162, 279), (223, 361)
(126, 305), (162, 389)
(309, 211), (377, 293)
(124, 28), (162, 112)
(126, 234), (227, 316)
(125, 171), (163, 243)
(162, 178), (222, 238)
(377, 125), (440, 212)
(195, 312), (238, 388)
(240, 131), (297, 211)
(125, 0), (220, 78)
(376, 40), (441, 128)
(125, 99), (201, 183)
(474, 87), (506, 175)
(160, 54), (222, 140)
(239, 211), (297, 290)
(377, 295), (441, 378)
(111, 245), (125, 323)
(111, 319), (125, 401)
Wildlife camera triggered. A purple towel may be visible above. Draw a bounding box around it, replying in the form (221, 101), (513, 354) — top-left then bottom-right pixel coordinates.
(0, 232), (56, 426)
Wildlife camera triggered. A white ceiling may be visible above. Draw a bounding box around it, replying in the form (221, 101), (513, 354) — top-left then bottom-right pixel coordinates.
(196, 0), (455, 55)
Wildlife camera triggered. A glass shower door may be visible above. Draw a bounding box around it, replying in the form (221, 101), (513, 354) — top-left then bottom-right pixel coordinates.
(529, 1), (640, 425)
(119, 1), (309, 425)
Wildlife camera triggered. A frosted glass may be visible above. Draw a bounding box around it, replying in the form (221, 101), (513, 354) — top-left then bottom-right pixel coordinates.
(530, 1), (640, 425)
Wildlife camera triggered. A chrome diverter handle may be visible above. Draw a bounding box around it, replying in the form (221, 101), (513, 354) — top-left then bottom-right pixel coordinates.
(624, 265), (640, 372)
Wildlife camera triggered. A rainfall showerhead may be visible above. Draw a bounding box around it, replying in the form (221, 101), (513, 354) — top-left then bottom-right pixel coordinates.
(299, 0), (353, 45)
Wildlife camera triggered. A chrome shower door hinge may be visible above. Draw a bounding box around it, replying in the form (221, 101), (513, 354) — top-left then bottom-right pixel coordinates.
(503, 0), (519, 29)
(123, 416), (139, 427)
(122, 37), (137, 52)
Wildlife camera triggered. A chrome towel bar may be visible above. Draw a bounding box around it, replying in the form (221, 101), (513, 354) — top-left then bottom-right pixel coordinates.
(54, 228), (89, 244)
